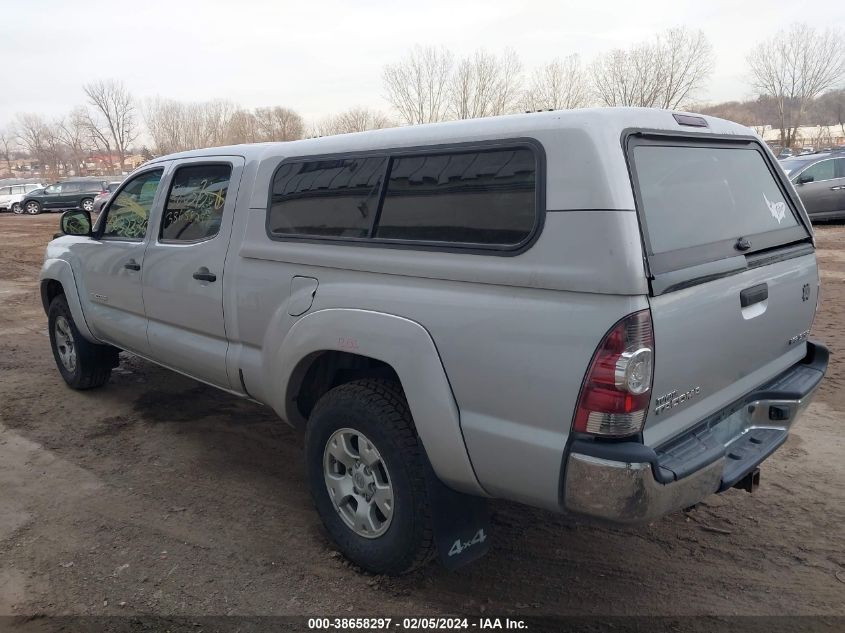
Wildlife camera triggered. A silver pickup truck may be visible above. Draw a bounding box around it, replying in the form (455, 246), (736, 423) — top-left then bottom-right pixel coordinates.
(41, 108), (828, 575)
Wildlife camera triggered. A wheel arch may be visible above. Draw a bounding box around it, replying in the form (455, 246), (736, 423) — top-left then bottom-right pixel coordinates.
(270, 308), (486, 496)
(39, 259), (99, 343)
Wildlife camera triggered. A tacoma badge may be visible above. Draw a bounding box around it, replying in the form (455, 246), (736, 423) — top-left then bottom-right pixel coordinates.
(655, 386), (701, 415)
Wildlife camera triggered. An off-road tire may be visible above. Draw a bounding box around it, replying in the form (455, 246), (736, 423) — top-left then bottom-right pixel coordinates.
(305, 379), (435, 575)
(48, 294), (118, 389)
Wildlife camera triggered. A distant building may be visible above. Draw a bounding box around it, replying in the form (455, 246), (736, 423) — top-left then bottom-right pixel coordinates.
(759, 125), (845, 150)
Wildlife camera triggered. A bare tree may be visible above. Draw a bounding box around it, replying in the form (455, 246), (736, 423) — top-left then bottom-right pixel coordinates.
(656, 28), (715, 109)
(83, 79), (138, 171)
(315, 107), (394, 136)
(15, 113), (50, 176)
(224, 109), (259, 145)
(814, 88), (845, 136)
(145, 98), (241, 154)
(253, 106), (305, 142)
(383, 46), (454, 124)
(448, 49), (523, 119)
(0, 127), (16, 176)
(748, 24), (845, 148)
(590, 27), (714, 109)
(144, 98), (185, 155)
(523, 55), (590, 111)
(57, 107), (96, 176)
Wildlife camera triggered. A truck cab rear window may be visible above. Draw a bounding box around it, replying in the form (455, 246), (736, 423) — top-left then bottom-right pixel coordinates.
(631, 144), (805, 259)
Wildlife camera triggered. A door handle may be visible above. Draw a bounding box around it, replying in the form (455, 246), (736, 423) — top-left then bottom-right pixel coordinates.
(192, 267), (217, 282)
(740, 283), (768, 307)
(124, 259), (141, 271)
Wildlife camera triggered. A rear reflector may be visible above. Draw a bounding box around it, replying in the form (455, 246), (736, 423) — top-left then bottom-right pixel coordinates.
(573, 310), (654, 437)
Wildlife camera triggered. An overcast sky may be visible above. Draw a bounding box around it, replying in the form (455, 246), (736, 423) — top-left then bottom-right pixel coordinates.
(1, 0), (842, 127)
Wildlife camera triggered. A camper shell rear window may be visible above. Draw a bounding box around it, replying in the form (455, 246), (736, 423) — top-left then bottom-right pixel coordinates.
(626, 134), (811, 276)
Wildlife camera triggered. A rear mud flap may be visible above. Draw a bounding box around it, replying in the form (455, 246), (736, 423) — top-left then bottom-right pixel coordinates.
(425, 467), (490, 570)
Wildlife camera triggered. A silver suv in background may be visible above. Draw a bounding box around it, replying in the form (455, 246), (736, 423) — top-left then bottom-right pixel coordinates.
(0, 183), (44, 213)
(93, 181), (122, 213)
(41, 108), (828, 575)
(781, 152), (845, 221)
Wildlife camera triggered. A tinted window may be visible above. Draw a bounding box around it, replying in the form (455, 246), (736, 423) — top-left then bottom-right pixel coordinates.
(375, 149), (536, 245)
(63, 183), (81, 193)
(632, 145), (799, 255)
(835, 158), (845, 179)
(269, 157), (387, 237)
(161, 164), (231, 242)
(800, 159), (835, 182)
(101, 170), (163, 240)
(108, 182), (121, 192)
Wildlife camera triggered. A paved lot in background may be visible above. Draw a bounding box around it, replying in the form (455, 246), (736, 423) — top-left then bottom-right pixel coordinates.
(0, 212), (843, 618)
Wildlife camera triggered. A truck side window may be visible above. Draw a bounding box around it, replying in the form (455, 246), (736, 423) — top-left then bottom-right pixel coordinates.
(160, 164), (232, 242)
(269, 157), (387, 238)
(375, 148), (536, 245)
(101, 169), (164, 241)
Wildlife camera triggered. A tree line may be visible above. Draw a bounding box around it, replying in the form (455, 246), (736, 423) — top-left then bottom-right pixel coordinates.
(1, 22), (843, 179)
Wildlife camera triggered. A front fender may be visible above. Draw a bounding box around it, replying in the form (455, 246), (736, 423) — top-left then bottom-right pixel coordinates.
(269, 308), (486, 497)
(40, 258), (100, 343)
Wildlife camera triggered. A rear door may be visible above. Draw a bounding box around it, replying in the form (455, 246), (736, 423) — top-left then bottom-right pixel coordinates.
(626, 134), (818, 447)
(141, 156), (244, 389)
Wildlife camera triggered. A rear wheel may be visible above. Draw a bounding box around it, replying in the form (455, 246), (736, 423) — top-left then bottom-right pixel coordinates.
(11, 202), (22, 214)
(25, 201), (41, 215)
(48, 295), (118, 389)
(305, 379), (435, 575)
(81, 198), (94, 212)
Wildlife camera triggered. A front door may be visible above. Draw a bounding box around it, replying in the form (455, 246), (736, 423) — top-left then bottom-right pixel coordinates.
(42, 183), (63, 209)
(795, 158), (838, 216)
(142, 157), (244, 388)
(69, 167), (168, 355)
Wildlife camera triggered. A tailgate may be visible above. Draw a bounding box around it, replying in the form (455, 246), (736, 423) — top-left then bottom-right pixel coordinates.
(626, 133), (818, 447)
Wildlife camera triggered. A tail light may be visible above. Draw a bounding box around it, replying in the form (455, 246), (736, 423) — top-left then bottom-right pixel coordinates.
(573, 309), (654, 437)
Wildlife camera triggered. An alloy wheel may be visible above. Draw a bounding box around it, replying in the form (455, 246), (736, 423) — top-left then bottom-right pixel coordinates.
(323, 427), (394, 538)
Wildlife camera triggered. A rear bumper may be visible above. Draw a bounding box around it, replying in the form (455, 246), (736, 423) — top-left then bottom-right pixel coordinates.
(562, 341), (828, 525)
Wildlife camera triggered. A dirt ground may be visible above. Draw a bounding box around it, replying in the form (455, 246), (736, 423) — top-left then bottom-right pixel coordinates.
(0, 212), (843, 622)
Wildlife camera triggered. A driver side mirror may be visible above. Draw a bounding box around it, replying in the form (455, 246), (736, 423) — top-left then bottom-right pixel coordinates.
(797, 173), (815, 185)
(60, 209), (92, 237)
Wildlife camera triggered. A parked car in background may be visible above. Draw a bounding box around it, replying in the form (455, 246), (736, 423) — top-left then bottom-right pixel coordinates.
(781, 152), (845, 221)
(20, 179), (109, 215)
(777, 148), (794, 159)
(93, 181), (122, 212)
(0, 183), (44, 213)
(798, 147), (815, 156)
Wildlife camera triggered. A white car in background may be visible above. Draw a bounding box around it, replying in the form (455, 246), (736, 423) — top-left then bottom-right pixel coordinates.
(0, 183), (44, 213)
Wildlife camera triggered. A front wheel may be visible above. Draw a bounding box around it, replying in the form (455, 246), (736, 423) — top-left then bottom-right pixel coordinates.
(48, 295), (118, 389)
(81, 198), (94, 212)
(305, 379), (435, 575)
(25, 201), (41, 215)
